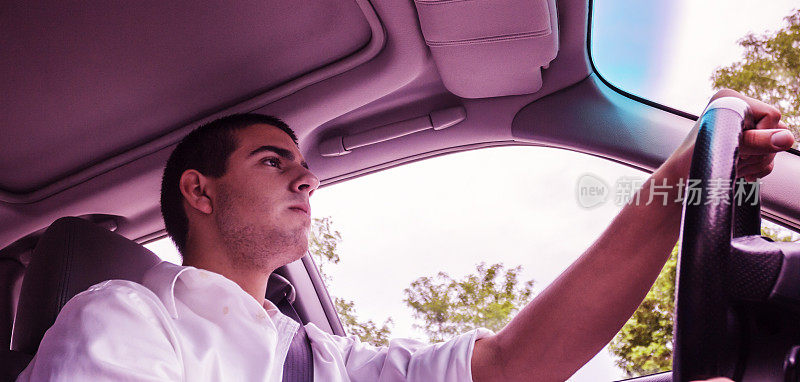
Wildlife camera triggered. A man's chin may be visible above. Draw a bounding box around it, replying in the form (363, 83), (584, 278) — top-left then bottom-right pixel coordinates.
(283, 242), (309, 264)
(289, 251), (306, 264)
(294, 245), (310, 261)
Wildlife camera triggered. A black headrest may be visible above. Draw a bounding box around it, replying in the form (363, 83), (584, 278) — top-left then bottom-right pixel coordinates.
(11, 217), (160, 355)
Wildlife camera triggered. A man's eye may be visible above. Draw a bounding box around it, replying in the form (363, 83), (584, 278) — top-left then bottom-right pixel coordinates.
(262, 157), (281, 168)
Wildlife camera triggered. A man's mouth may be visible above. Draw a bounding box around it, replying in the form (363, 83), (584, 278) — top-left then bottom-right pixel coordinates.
(288, 204), (310, 216)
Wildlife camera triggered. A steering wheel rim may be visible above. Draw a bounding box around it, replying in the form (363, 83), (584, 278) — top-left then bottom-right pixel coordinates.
(673, 97), (759, 381)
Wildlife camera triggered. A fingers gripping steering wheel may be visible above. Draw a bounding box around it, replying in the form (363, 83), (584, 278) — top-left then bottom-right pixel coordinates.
(673, 98), (800, 381)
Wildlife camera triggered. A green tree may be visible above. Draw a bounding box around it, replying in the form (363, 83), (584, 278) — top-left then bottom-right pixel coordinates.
(403, 262), (535, 343)
(762, 224), (800, 242)
(308, 216), (341, 282)
(308, 217), (393, 346)
(334, 297), (393, 346)
(711, 9), (800, 149)
(609, 244), (677, 376)
(611, 226), (799, 377)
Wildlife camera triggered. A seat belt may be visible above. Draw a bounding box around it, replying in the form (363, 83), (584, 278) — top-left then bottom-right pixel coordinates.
(266, 274), (314, 382)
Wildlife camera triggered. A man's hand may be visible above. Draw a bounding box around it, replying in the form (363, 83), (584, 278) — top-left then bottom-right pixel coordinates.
(663, 89), (795, 183)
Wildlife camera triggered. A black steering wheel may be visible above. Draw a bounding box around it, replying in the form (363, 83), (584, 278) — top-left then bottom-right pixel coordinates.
(673, 98), (800, 381)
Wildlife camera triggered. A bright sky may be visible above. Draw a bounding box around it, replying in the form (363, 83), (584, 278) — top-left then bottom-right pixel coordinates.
(146, 2), (799, 381)
(592, 0), (799, 116)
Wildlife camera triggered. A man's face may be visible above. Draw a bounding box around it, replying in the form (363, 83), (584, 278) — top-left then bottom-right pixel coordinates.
(211, 124), (318, 270)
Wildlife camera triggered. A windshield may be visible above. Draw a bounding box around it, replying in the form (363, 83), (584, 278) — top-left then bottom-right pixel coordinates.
(591, 0), (800, 149)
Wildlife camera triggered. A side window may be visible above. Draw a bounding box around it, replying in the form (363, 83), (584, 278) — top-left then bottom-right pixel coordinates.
(143, 237), (182, 265)
(762, 220), (800, 243)
(310, 146), (648, 380)
(143, 145), (800, 380)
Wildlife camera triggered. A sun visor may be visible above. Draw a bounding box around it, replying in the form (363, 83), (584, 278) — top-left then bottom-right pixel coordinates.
(414, 0), (558, 98)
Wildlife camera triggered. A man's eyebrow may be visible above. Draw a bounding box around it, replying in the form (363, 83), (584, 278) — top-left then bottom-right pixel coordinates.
(248, 145), (309, 169)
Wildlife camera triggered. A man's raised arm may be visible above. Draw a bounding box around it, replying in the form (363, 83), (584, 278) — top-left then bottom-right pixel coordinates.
(470, 90), (796, 382)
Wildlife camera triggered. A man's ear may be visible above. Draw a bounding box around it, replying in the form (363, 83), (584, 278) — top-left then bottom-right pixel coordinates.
(179, 170), (214, 215)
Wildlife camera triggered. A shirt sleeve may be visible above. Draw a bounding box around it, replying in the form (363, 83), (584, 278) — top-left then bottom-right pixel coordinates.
(16, 280), (182, 382)
(305, 323), (494, 382)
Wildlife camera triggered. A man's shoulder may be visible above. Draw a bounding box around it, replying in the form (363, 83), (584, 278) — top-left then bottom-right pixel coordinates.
(21, 279), (184, 381)
(83, 278), (152, 294)
(63, 279), (170, 321)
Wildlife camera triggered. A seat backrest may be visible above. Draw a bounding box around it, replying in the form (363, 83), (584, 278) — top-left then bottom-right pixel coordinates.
(11, 217), (161, 355)
(0, 259), (24, 350)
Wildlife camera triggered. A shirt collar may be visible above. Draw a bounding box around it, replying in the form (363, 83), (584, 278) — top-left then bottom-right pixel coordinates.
(141, 261), (191, 319)
(262, 299), (281, 317)
(142, 261), (282, 320)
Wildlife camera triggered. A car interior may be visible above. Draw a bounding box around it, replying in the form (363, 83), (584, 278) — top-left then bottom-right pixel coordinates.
(2, 0), (800, 381)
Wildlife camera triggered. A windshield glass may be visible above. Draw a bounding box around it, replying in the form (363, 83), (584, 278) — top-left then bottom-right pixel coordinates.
(591, 0), (800, 149)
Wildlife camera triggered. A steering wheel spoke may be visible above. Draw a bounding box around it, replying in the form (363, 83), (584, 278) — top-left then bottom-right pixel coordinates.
(727, 236), (783, 302)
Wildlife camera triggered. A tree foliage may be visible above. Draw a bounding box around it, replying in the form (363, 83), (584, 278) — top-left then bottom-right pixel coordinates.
(403, 262), (535, 343)
(609, 244), (677, 376)
(762, 224), (800, 242)
(711, 9), (800, 148)
(308, 217), (393, 346)
(611, 226), (799, 377)
(308, 216), (341, 281)
(334, 297), (393, 346)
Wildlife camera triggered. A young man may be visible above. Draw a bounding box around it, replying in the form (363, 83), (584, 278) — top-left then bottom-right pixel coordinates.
(19, 90), (795, 381)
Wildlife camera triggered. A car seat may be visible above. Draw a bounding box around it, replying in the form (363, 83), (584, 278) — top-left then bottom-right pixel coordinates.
(1, 216), (161, 380)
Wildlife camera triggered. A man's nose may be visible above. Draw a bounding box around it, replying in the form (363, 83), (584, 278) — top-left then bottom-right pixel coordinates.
(291, 167), (320, 195)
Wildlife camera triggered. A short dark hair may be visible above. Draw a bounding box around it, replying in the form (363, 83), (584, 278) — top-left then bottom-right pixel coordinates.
(160, 113), (298, 254)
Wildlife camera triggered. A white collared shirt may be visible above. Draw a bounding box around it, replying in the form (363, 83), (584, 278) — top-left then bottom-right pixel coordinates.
(18, 261), (491, 381)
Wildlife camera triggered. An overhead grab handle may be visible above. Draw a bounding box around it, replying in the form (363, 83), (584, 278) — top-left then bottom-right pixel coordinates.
(318, 106), (466, 157)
